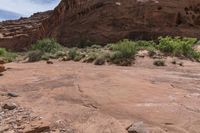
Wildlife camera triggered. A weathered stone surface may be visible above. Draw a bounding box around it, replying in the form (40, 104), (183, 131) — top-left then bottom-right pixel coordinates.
(22, 120), (50, 133)
(2, 102), (17, 110)
(0, 64), (6, 73)
(1, 0), (200, 50)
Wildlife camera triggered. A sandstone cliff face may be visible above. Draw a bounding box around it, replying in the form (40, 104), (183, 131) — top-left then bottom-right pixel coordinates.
(0, 12), (51, 51)
(47, 0), (200, 46)
(1, 0), (200, 50)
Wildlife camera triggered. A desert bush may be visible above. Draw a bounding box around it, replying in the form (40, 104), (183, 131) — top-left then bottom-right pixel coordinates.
(0, 48), (6, 55)
(94, 55), (106, 65)
(91, 44), (102, 49)
(27, 50), (43, 62)
(68, 48), (79, 60)
(41, 53), (52, 60)
(135, 40), (157, 50)
(157, 36), (197, 58)
(55, 51), (67, 58)
(83, 52), (97, 63)
(0, 48), (17, 62)
(109, 51), (132, 66)
(153, 60), (165, 66)
(32, 38), (62, 54)
(108, 39), (136, 66)
(111, 39), (137, 59)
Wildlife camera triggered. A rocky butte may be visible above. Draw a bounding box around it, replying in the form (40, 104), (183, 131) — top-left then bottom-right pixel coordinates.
(0, 0), (200, 51)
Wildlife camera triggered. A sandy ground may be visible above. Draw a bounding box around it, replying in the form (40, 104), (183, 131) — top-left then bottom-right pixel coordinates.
(1, 57), (200, 133)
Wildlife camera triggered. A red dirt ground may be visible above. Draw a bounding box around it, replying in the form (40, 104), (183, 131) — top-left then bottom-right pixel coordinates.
(1, 58), (200, 133)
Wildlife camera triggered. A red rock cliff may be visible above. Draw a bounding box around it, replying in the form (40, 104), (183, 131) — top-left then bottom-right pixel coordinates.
(1, 0), (200, 50)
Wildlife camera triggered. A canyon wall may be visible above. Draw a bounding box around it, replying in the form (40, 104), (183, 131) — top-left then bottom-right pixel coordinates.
(1, 0), (200, 50)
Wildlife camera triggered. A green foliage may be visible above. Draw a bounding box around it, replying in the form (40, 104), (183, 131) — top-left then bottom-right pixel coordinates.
(135, 40), (157, 50)
(83, 52), (97, 63)
(55, 51), (67, 58)
(27, 50), (43, 62)
(108, 39), (137, 66)
(32, 38), (62, 54)
(0, 48), (6, 56)
(157, 36), (197, 58)
(111, 39), (137, 59)
(68, 48), (79, 60)
(109, 51), (131, 66)
(0, 48), (17, 62)
(192, 51), (200, 62)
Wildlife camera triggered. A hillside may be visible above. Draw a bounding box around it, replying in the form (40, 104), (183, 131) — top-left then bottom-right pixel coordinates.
(1, 0), (200, 50)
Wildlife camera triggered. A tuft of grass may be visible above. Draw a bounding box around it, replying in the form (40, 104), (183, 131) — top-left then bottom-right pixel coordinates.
(31, 38), (62, 54)
(27, 50), (43, 62)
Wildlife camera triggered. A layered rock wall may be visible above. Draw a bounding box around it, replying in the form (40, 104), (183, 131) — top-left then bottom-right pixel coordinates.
(1, 0), (200, 50)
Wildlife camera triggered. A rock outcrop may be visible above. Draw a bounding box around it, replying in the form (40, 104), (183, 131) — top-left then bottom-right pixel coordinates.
(0, 11), (52, 51)
(1, 0), (200, 50)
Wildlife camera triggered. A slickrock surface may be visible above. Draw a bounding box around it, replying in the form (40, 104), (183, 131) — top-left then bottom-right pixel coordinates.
(0, 58), (200, 133)
(1, 0), (200, 50)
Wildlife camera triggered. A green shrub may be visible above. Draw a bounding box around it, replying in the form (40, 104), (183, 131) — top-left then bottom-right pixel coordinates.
(111, 39), (137, 59)
(94, 56), (106, 65)
(108, 39), (136, 66)
(68, 48), (78, 60)
(0, 48), (6, 56)
(74, 55), (84, 61)
(192, 52), (200, 62)
(55, 51), (67, 58)
(110, 51), (132, 66)
(157, 36), (197, 58)
(27, 50), (43, 62)
(32, 38), (62, 54)
(0, 48), (17, 62)
(135, 40), (157, 50)
(83, 52), (97, 63)
(153, 60), (165, 66)
(41, 53), (51, 60)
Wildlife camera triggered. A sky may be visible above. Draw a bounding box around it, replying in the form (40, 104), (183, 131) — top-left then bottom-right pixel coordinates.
(0, 0), (60, 21)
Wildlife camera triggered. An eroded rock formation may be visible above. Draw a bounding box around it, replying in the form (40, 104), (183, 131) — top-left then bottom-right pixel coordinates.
(0, 11), (52, 51)
(1, 0), (200, 50)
